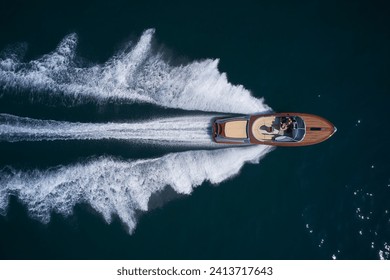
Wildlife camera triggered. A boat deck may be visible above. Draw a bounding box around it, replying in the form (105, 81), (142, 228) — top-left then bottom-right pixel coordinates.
(224, 120), (248, 138)
(299, 114), (336, 144)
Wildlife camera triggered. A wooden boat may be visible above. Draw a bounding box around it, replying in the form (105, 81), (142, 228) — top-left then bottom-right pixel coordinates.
(212, 113), (336, 146)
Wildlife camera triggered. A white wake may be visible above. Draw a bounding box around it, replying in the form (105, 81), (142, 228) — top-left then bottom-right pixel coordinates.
(0, 29), (270, 114)
(0, 146), (272, 234)
(0, 114), (215, 146)
(0, 30), (274, 234)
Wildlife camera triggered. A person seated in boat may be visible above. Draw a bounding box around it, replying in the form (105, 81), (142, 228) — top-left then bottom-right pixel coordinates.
(260, 125), (274, 134)
(280, 117), (292, 131)
(281, 117), (296, 133)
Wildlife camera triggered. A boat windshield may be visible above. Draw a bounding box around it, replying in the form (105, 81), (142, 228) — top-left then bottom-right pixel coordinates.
(291, 116), (306, 141)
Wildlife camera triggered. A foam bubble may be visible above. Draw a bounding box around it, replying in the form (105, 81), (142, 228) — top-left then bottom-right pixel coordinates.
(0, 145), (272, 233)
(0, 29), (270, 114)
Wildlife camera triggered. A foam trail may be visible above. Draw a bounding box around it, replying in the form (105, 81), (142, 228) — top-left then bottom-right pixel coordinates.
(0, 29), (270, 113)
(0, 146), (273, 234)
(0, 114), (215, 146)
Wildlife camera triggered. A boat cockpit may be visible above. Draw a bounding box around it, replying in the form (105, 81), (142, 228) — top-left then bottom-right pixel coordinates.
(252, 115), (306, 143)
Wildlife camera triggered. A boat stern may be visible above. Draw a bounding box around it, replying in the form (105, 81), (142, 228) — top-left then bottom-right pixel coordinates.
(212, 116), (250, 144)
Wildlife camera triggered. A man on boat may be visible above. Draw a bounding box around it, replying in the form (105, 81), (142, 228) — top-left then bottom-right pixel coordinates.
(280, 117), (296, 133)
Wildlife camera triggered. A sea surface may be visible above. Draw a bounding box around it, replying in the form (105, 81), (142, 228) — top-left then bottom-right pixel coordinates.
(0, 0), (389, 259)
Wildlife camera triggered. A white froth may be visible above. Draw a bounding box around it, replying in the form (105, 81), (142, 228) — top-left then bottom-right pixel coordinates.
(0, 29), (274, 234)
(0, 113), (215, 146)
(0, 29), (270, 113)
(0, 146), (272, 234)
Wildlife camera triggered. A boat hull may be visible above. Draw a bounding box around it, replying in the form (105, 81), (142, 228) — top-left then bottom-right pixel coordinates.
(212, 113), (336, 146)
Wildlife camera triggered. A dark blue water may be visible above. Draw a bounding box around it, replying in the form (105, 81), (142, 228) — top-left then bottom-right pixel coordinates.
(0, 0), (389, 259)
